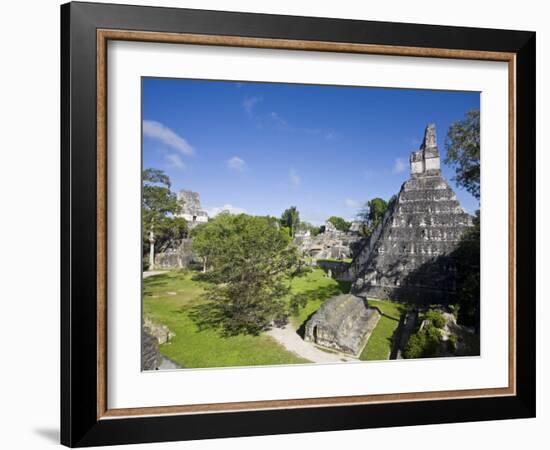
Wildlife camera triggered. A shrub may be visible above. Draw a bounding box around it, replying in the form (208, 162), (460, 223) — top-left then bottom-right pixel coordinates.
(447, 334), (458, 353)
(327, 216), (351, 232)
(424, 309), (446, 329)
(404, 323), (442, 359)
(449, 304), (460, 319)
(403, 332), (426, 359)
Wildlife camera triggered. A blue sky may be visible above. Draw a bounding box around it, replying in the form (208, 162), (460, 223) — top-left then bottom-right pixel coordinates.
(142, 78), (480, 225)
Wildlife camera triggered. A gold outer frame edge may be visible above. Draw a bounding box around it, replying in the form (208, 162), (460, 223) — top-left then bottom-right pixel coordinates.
(96, 29), (517, 420)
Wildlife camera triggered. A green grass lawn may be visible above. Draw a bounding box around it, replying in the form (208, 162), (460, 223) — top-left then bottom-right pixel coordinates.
(143, 271), (310, 368)
(144, 268), (405, 368)
(316, 258), (353, 264)
(359, 299), (409, 361)
(287, 268), (350, 328)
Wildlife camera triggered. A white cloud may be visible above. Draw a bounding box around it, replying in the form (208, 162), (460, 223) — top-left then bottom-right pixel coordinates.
(345, 198), (360, 208)
(392, 158), (407, 174)
(242, 96), (261, 114)
(289, 168), (301, 186)
(226, 156), (247, 172)
(206, 204), (247, 217)
(143, 120), (194, 156)
(269, 111), (288, 128)
(165, 153), (185, 170)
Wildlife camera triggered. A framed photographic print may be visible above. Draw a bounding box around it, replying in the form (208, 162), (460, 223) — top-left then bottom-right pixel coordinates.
(60, 1), (536, 447)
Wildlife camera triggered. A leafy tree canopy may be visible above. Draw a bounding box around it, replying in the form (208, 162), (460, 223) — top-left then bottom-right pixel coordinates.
(142, 168), (182, 268)
(357, 197), (391, 235)
(143, 168), (172, 188)
(404, 323), (442, 359)
(444, 109), (480, 326)
(190, 213), (305, 335)
(163, 216), (188, 241)
(280, 206), (300, 237)
(142, 168), (180, 235)
(451, 210), (480, 327)
(327, 216), (351, 232)
(444, 109), (480, 200)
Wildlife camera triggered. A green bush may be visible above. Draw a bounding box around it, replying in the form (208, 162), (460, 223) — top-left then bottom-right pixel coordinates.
(447, 334), (458, 353)
(327, 216), (351, 232)
(449, 304), (460, 319)
(403, 332), (426, 359)
(424, 309), (446, 329)
(404, 324), (442, 359)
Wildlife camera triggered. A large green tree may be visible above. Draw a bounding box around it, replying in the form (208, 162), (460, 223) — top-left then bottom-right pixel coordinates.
(142, 168), (180, 270)
(444, 110), (481, 327)
(191, 213), (304, 336)
(451, 210), (480, 328)
(358, 197), (391, 235)
(280, 206), (300, 237)
(327, 216), (351, 232)
(444, 109), (480, 200)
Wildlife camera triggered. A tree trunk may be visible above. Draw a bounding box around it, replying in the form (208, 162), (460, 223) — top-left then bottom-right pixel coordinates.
(202, 255), (207, 273)
(149, 230), (155, 270)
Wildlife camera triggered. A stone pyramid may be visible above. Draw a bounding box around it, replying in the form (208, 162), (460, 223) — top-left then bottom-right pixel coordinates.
(343, 124), (473, 304)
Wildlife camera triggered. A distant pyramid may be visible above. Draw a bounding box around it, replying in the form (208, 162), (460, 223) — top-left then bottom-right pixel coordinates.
(343, 124), (473, 304)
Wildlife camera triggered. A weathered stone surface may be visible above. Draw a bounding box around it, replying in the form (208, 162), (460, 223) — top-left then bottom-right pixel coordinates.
(155, 238), (200, 269)
(342, 124), (473, 304)
(144, 316), (175, 345)
(304, 294), (380, 356)
(295, 220), (361, 262)
(141, 330), (162, 371)
(177, 189), (208, 227)
(349, 220), (364, 233)
(410, 123), (441, 175)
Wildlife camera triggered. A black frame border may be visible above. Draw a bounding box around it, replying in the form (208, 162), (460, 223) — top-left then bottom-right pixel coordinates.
(61, 2), (536, 447)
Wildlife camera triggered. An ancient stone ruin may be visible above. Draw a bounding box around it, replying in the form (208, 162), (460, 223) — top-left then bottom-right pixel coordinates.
(155, 190), (209, 269)
(295, 219), (361, 261)
(304, 294), (380, 356)
(141, 330), (162, 370)
(155, 238), (199, 269)
(341, 124), (473, 304)
(177, 189), (209, 228)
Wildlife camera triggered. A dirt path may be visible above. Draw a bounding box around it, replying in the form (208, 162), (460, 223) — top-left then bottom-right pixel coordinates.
(143, 270), (168, 279)
(266, 325), (355, 364)
(158, 356), (182, 370)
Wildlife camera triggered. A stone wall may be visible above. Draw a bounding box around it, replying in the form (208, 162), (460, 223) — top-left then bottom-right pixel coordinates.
(155, 238), (201, 269)
(295, 220), (361, 262)
(316, 259), (351, 278)
(141, 330), (162, 371)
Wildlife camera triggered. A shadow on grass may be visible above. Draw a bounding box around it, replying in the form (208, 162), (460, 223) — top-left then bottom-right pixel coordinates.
(142, 274), (171, 293)
(389, 314), (406, 359)
(337, 280), (352, 294)
(291, 283), (350, 338)
(295, 310), (317, 339)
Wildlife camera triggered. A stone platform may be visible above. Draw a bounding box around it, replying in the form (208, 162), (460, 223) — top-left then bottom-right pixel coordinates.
(304, 294), (380, 356)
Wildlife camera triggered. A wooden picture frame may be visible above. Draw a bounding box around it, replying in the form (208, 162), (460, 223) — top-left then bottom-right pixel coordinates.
(61, 1), (535, 447)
